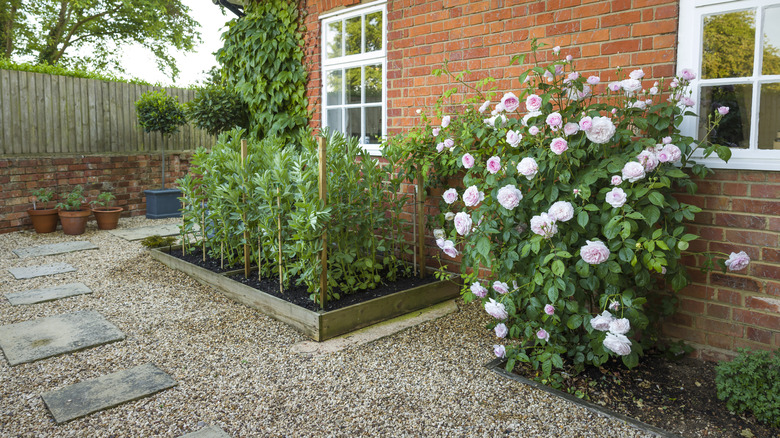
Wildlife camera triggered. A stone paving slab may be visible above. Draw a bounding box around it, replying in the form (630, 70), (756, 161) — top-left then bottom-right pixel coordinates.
(12, 241), (98, 259)
(5, 282), (92, 306)
(180, 426), (231, 438)
(41, 363), (177, 423)
(108, 224), (181, 241)
(0, 310), (125, 366)
(8, 263), (76, 280)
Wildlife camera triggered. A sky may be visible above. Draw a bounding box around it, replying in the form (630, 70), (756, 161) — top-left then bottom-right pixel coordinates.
(119, 0), (234, 87)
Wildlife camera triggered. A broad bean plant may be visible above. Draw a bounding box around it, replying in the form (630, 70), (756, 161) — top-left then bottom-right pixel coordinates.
(397, 42), (750, 382)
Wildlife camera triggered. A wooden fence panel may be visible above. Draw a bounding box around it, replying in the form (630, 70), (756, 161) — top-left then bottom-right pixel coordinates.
(0, 69), (215, 155)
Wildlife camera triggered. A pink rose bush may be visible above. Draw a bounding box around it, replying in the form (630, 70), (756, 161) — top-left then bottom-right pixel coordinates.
(385, 41), (737, 381)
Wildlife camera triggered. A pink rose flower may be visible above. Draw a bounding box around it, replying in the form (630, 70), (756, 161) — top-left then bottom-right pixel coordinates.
(486, 156), (502, 174)
(605, 187), (627, 208)
(718, 106), (730, 115)
(603, 333), (632, 356)
(680, 68), (696, 81)
(494, 344), (506, 358)
(581, 240), (610, 265)
(725, 251), (750, 271)
(544, 304), (555, 315)
(649, 86), (659, 95)
(585, 116), (616, 144)
(681, 96), (695, 107)
(550, 137), (568, 155)
(609, 301), (620, 311)
(497, 184), (523, 210)
(462, 185), (484, 207)
(432, 127), (440, 137)
(454, 212), (472, 236)
(479, 100), (491, 113)
(526, 94), (542, 112)
(621, 78), (642, 94)
(548, 201), (574, 222)
(662, 136), (672, 144)
(493, 281), (509, 294)
(563, 122), (579, 136)
(587, 75), (600, 85)
(471, 281), (488, 298)
(611, 175), (623, 185)
(444, 212), (455, 221)
(436, 143), (445, 153)
(546, 112), (563, 130)
(444, 138), (455, 149)
(565, 54), (573, 61)
(579, 116), (593, 131)
(536, 329), (550, 342)
(494, 102), (505, 113)
(440, 239), (459, 258)
(485, 298), (508, 319)
(566, 72), (580, 83)
(621, 161), (646, 182)
(506, 130), (522, 147)
(516, 157), (538, 180)
(629, 69), (645, 80)
(530, 213), (558, 238)
(609, 318), (631, 335)
(528, 126), (540, 136)
(553, 45), (560, 54)
(462, 153), (475, 169)
(494, 323), (508, 338)
(631, 100), (647, 110)
(442, 188), (458, 204)
(590, 310), (614, 331)
(441, 115), (451, 128)
(501, 92), (520, 112)
(608, 82), (621, 92)
(637, 150), (659, 172)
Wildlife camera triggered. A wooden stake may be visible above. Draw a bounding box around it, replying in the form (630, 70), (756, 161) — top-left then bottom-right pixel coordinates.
(258, 232), (262, 280)
(412, 188), (417, 277)
(318, 136), (328, 310)
(241, 139), (250, 279)
(277, 187), (283, 294)
(416, 170), (426, 279)
(220, 241), (224, 270)
(202, 209), (206, 262)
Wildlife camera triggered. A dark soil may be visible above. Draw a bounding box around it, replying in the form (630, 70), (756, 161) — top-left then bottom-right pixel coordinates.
(163, 246), (440, 312)
(514, 353), (779, 438)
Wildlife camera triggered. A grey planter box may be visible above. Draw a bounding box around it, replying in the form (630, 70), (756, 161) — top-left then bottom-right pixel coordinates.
(149, 246), (461, 341)
(144, 189), (182, 219)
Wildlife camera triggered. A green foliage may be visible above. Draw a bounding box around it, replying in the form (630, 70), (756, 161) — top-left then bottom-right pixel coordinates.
(30, 187), (54, 209)
(141, 235), (177, 249)
(135, 90), (187, 137)
(177, 128), (411, 304)
(186, 85), (250, 137)
(217, 0), (309, 143)
(715, 348), (780, 428)
(1, 0), (201, 80)
(0, 58), (155, 85)
(56, 185), (85, 211)
(90, 191), (116, 209)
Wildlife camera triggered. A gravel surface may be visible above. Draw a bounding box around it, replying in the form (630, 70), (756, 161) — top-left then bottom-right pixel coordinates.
(0, 217), (651, 437)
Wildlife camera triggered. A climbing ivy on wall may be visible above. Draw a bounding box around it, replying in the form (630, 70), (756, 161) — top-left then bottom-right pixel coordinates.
(217, 0), (309, 143)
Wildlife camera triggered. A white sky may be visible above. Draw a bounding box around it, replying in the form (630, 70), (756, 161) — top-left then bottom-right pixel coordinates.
(119, 0), (234, 87)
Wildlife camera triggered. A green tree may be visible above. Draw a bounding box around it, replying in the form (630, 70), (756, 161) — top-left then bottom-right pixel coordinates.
(1, 0), (201, 80)
(703, 10), (780, 78)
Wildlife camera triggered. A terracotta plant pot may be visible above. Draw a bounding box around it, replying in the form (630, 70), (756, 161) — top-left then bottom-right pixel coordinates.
(58, 209), (92, 235)
(27, 208), (60, 233)
(92, 207), (123, 230)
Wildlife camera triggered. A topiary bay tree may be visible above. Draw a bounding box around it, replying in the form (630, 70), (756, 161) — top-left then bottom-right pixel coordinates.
(135, 89), (187, 189)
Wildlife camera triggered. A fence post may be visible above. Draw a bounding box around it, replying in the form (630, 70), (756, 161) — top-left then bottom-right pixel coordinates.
(318, 136), (328, 310)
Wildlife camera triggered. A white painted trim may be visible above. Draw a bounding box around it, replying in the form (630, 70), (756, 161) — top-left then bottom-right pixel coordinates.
(319, 0), (387, 21)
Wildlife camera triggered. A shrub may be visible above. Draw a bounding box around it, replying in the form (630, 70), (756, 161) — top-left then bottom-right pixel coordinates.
(135, 90), (187, 137)
(715, 348), (780, 428)
(186, 84), (249, 137)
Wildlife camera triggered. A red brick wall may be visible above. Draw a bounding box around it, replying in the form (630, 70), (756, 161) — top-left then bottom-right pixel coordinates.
(301, 0), (779, 358)
(0, 153), (193, 234)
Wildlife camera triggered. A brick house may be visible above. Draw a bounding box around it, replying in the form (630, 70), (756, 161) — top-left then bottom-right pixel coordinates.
(299, 0), (779, 360)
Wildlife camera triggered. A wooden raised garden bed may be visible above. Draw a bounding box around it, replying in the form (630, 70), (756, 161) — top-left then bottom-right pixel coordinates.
(150, 246), (461, 341)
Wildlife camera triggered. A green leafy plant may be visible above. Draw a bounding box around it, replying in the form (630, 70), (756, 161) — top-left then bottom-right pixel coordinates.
(90, 191), (116, 209)
(0, 58), (156, 85)
(141, 235), (177, 249)
(186, 84), (249, 137)
(135, 89), (187, 189)
(715, 348), (780, 428)
(30, 187), (55, 210)
(56, 185), (86, 211)
(217, 0), (309, 143)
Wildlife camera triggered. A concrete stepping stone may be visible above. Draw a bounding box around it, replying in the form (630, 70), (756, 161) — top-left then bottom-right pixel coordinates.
(0, 310), (125, 366)
(41, 363), (177, 423)
(13, 241), (98, 259)
(8, 263), (76, 279)
(5, 282), (92, 306)
(108, 224), (181, 241)
(180, 426), (231, 438)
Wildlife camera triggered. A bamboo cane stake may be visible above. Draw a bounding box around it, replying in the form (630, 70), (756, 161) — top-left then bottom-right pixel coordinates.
(241, 139), (250, 279)
(220, 241), (224, 270)
(277, 187), (283, 294)
(258, 231), (262, 280)
(318, 136), (328, 310)
(412, 186), (417, 277)
(202, 209), (206, 262)
(416, 170), (426, 279)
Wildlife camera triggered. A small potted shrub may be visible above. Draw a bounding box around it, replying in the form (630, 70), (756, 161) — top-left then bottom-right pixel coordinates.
(90, 191), (123, 230)
(56, 185), (91, 235)
(27, 187), (59, 233)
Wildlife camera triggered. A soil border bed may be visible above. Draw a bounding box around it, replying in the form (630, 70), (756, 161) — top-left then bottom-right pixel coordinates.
(149, 246), (461, 341)
(484, 358), (679, 438)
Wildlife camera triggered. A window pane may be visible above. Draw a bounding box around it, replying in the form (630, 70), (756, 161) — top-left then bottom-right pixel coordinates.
(365, 106), (382, 144)
(366, 12), (382, 52)
(365, 64), (382, 103)
(702, 10), (755, 79)
(762, 7), (780, 75)
(346, 67), (361, 104)
(327, 109), (343, 134)
(346, 107), (361, 141)
(326, 21), (342, 59)
(326, 70), (343, 106)
(699, 84), (753, 149)
(758, 82), (780, 149)
(345, 16), (361, 56)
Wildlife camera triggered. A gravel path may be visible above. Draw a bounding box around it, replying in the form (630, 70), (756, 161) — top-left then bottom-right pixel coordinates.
(0, 217), (650, 437)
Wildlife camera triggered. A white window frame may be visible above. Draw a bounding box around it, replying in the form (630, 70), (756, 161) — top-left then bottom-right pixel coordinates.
(320, 0), (387, 156)
(678, 0), (780, 171)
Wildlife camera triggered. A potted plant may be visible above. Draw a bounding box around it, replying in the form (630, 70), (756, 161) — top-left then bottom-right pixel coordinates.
(56, 185), (91, 235)
(135, 89), (187, 219)
(27, 187), (59, 233)
(90, 191), (123, 230)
